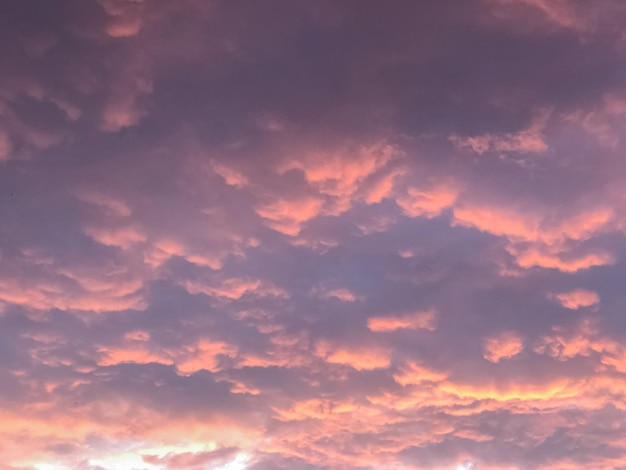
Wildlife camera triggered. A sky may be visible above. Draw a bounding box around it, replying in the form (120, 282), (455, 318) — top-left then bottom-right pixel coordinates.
(2, 0), (626, 469)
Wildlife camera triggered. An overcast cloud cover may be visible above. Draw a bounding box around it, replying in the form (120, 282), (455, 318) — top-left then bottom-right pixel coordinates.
(2, 0), (626, 469)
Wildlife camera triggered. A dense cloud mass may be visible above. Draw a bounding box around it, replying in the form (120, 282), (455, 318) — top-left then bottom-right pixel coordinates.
(2, 0), (626, 469)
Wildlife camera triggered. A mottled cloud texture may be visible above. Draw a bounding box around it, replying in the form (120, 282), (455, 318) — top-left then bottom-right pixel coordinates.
(2, 1), (626, 469)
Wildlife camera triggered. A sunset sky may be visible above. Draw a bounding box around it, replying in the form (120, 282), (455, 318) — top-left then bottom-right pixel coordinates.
(3, 1), (626, 469)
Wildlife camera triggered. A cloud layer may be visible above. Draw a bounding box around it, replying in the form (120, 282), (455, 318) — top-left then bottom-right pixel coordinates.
(2, 1), (626, 469)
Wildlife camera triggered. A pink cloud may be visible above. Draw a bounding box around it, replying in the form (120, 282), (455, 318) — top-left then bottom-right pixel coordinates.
(492, 0), (590, 32)
(184, 277), (288, 299)
(512, 247), (614, 272)
(175, 339), (238, 375)
(316, 341), (391, 370)
(100, 0), (145, 38)
(100, 95), (145, 132)
(106, 17), (143, 38)
(4, 2), (626, 469)
(0, 277), (146, 312)
(450, 112), (549, 155)
(97, 346), (173, 368)
(210, 160), (249, 188)
(453, 205), (539, 240)
(144, 238), (185, 267)
(145, 239), (224, 270)
(283, 142), (395, 196)
(534, 318), (599, 360)
(552, 289), (600, 309)
(84, 225), (147, 249)
(100, 76), (152, 133)
(363, 167), (405, 204)
(279, 142), (399, 214)
(256, 197), (323, 236)
(483, 331), (524, 363)
(98, 336), (238, 375)
(397, 184), (458, 218)
(0, 131), (12, 161)
(75, 190), (132, 217)
(454, 204), (615, 271)
(317, 287), (359, 302)
(393, 361), (448, 386)
(368, 309), (436, 332)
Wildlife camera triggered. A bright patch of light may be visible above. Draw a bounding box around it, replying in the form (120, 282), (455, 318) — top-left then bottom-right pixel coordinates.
(89, 453), (160, 470)
(455, 463), (476, 470)
(88, 440), (219, 470)
(142, 441), (214, 458)
(215, 452), (251, 470)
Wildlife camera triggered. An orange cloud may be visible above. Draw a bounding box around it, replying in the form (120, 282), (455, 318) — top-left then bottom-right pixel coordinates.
(440, 377), (582, 402)
(483, 331), (524, 363)
(175, 339), (238, 376)
(316, 342), (391, 370)
(98, 337), (237, 376)
(98, 346), (173, 368)
(0, 402), (260, 470)
(534, 318), (598, 360)
(393, 361), (448, 386)
(273, 398), (361, 422)
(368, 309), (436, 332)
